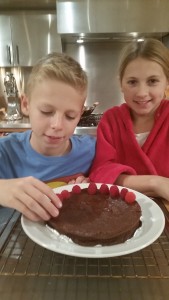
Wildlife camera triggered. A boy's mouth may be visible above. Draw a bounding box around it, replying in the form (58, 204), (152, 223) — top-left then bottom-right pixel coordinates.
(44, 134), (65, 142)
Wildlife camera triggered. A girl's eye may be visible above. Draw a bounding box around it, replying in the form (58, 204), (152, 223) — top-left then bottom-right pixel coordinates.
(127, 80), (137, 85)
(148, 79), (159, 85)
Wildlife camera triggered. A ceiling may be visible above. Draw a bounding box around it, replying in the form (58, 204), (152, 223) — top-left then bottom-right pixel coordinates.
(0, 0), (56, 10)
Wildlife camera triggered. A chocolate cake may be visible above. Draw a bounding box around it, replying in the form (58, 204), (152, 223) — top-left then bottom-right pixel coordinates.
(47, 183), (142, 246)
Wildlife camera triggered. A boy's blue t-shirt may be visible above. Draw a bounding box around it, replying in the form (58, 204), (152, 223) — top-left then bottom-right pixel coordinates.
(0, 130), (96, 181)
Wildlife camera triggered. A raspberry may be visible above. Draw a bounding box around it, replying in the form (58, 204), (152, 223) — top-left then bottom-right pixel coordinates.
(56, 193), (63, 201)
(72, 185), (81, 194)
(100, 184), (109, 194)
(60, 190), (71, 200)
(125, 191), (136, 204)
(120, 188), (128, 200)
(88, 182), (97, 195)
(109, 185), (120, 198)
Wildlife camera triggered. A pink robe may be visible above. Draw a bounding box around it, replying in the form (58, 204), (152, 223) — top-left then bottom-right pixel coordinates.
(90, 100), (169, 183)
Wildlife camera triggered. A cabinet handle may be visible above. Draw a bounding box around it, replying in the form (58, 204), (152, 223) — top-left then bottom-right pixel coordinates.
(16, 45), (20, 65)
(6, 45), (12, 65)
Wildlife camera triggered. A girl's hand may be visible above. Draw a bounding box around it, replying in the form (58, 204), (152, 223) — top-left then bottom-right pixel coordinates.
(0, 177), (62, 222)
(68, 175), (90, 184)
(153, 176), (169, 201)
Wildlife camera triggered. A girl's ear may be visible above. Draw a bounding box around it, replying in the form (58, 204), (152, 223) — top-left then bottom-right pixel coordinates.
(20, 94), (29, 117)
(118, 76), (123, 93)
(120, 83), (124, 94)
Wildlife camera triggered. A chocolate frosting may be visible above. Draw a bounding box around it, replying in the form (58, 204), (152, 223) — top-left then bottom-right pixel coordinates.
(47, 189), (141, 246)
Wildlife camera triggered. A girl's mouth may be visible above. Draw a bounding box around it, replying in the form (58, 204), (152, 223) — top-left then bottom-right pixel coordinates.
(134, 100), (151, 106)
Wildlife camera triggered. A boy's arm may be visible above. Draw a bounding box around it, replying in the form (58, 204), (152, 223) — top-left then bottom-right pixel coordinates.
(68, 175), (90, 184)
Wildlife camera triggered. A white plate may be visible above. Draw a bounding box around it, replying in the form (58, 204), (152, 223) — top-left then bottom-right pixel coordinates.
(21, 183), (165, 258)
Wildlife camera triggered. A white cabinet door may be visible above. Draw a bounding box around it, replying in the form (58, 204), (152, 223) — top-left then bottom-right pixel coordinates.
(0, 16), (13, 66)
(11, 13), (62, 66)
(0, 13), (62, 67)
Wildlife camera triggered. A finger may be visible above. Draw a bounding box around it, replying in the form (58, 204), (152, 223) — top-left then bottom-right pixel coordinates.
(22, 211), (42, 222)
(68, 179), (76, 184)
(74, 176), (86, 184)
(23, 177), (62, 209)
(82, 177), (90, 183)
(32, 178), (62, 208)
(16, 192), (55, 220)
(10, 196), (49, 222)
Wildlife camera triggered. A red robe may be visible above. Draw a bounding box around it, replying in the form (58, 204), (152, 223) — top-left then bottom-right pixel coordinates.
(90, 100), (169, 183)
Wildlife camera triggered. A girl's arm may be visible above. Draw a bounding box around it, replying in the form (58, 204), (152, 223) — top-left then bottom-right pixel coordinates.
(115, 174), (169, 201)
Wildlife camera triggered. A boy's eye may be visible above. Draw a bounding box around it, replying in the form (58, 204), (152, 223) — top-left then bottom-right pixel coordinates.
(66, 115), (76, 120)
(41, 111), (53, 115)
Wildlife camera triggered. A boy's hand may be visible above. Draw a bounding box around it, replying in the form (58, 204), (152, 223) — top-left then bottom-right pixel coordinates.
(68, 175), (90, 184)
(0, 177), (62, 222)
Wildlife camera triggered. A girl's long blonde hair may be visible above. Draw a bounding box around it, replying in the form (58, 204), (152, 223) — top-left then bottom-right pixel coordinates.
(118, 38), (169, 83)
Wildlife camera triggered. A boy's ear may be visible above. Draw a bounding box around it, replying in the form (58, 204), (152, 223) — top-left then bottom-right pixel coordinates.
(81, 105), (85, 115)
(20, 94), (29, 116)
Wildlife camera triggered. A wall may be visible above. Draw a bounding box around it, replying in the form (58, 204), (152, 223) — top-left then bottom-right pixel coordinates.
(63, 41), (126, 113)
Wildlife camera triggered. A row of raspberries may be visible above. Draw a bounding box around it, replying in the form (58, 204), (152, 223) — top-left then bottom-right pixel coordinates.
(57, 183), (136, 204)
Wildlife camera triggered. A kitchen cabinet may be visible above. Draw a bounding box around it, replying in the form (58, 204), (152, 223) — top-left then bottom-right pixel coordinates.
(0, 13), (62, 67)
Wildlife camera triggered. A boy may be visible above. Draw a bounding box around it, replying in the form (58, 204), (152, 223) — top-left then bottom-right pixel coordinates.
(0, 53), (96, 221)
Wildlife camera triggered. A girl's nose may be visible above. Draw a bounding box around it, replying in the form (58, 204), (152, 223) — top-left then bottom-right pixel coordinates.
(136, 83), (148, 97)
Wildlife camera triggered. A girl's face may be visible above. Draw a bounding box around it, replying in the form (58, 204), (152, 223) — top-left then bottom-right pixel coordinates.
(22, 79), (85, 156)
(121, 57), (169, 117)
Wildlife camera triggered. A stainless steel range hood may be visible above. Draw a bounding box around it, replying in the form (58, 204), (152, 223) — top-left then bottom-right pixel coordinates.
(57, 0), (169, 40)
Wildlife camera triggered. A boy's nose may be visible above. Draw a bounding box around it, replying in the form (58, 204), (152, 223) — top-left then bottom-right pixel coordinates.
(51, 114), (63, 129)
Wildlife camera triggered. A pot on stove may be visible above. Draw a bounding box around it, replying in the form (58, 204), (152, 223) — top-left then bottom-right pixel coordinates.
(81, 101), (99, 118)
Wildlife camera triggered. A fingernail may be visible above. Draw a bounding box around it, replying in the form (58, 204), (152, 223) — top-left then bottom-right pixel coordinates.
(58, 201), (62, 208)
(53, 209), (59, 217)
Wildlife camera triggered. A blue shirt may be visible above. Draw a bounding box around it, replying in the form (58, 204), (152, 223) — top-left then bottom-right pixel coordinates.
(0, 130), (96, 181)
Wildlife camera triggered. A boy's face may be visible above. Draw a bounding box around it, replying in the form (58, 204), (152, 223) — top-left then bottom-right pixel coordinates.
(22, 79), (86, 156)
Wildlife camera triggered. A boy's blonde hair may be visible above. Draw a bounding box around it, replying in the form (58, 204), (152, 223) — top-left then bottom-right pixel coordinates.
(118, 38), (169, 83)
(26, 52), (87, 97)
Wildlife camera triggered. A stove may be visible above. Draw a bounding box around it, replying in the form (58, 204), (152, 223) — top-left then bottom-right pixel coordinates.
(77, 113), (103, 127)
(74, 113), (103, 136)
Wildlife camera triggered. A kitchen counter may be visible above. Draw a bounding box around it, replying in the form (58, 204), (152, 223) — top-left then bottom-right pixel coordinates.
(0, 117), (97, 135)
(0, 117), (31, 132)
(0, 199), (169, 300)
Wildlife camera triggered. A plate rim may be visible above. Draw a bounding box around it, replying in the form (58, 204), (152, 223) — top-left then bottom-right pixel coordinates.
(21, 183), (165, 258)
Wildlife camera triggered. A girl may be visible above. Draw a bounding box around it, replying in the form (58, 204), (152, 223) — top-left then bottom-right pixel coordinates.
(90, 38), (169, 201)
